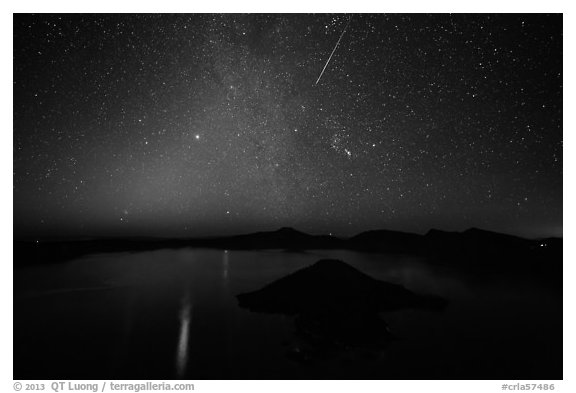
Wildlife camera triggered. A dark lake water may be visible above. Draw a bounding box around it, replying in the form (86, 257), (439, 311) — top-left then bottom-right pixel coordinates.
(13, 248), (562, 379)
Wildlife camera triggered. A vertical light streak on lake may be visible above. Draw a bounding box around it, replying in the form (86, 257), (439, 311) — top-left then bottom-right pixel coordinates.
(176, 290), (192, 377)
(223, 250), (229, 282)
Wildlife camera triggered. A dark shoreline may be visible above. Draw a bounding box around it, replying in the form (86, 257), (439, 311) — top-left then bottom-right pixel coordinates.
(14, 227), (562, 280)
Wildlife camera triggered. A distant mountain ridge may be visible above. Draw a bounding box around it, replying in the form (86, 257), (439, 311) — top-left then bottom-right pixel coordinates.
(14, 226), (562, 270)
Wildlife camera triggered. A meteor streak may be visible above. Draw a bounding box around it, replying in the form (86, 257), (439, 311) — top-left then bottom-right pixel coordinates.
(315, 15), (353, 86)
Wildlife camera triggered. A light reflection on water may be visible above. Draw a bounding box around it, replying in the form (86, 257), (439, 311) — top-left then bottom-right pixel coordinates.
(176, 289), (192, 377)
(223, 250), (229, 282)
(13, 248), (562, 379)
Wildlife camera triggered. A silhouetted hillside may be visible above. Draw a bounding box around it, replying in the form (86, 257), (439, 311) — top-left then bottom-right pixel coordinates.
(424, 227), (560, 267)
(14, 226), (562, 278)
(202, 227), (343, 250)
(348, 229), (425, 253)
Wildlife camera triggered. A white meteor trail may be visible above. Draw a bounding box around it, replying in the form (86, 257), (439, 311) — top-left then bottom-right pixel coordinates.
(315, 16), (353, 86)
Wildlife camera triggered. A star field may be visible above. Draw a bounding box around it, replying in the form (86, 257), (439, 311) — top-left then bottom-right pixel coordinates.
(13, 14), (562, 238)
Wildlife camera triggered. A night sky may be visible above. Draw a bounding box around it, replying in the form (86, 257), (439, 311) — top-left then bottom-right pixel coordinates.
(13, 14), (562, 239)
